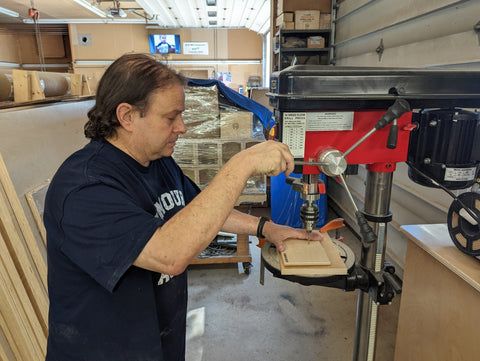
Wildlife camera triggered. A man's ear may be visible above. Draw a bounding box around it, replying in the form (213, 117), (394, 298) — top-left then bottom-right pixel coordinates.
(116, 103), (135, 132)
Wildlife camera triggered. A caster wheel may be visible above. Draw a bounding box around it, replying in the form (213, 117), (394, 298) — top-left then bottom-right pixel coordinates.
(242, 262), (252, 274)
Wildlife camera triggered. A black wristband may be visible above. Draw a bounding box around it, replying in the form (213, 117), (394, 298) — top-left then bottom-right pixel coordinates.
(256, 216), (270, 239)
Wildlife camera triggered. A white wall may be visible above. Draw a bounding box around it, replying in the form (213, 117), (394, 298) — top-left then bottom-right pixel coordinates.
(0, 100), (92, 254)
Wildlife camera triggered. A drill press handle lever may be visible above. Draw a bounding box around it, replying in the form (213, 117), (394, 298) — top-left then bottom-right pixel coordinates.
(374, 98), (411, 130)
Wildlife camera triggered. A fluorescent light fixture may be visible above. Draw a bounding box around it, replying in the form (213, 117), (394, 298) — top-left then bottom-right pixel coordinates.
(75, 60), (114, 66)
(73, 0), (106, 18)
(23, 18), (147, 24)
(107, 8), (127, 18)
(136, 0), (178, 26)
(206, 0), (216, 6)
(22, 63), (70, 69)
(163, 60), (261, 65)
(0, 62), (21, 68)
(0, 6), (20, 17)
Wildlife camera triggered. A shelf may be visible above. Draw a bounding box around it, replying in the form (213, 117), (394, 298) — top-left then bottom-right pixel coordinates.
(275, 29), (331, 36)
(273, 28), (332, 70)
(274, 47), (329, 54)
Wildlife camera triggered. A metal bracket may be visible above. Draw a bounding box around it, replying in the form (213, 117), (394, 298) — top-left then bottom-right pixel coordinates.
(474, 21), (480, 46)
(376, 38), (384, 61)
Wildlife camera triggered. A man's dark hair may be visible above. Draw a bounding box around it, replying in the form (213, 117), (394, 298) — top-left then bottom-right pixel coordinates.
(85, 53), (186, 139)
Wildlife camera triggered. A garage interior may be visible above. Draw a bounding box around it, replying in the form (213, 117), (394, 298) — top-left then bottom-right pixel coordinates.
(1, 1), (480, 360)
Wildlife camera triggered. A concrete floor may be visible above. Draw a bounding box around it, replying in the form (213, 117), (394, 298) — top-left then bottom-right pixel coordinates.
(186, 206), (401, 361)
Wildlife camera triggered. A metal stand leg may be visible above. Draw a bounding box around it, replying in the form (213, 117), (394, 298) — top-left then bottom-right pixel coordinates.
(353, 170), (393, 361)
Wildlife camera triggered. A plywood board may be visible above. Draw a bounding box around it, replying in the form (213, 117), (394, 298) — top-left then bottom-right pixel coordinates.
(279, 232), (348, 276)
(0, 233), (46, 359)
(280, 238), (331, 266)
(0, 153), (48, 292)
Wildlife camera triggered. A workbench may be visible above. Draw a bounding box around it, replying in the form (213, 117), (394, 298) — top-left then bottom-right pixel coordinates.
(394, 224), (480, 361)
(189, 233), (252, 270)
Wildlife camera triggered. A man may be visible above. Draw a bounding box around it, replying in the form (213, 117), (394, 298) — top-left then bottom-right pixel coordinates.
(44, 53), (320, 361)
(156, 35), (173, 54)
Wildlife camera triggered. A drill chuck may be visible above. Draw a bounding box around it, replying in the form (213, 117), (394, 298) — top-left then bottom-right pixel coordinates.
(301, 202), (319, 232)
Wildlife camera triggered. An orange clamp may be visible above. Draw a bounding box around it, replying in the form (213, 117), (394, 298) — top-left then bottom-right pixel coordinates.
(320, 218), (345, 233)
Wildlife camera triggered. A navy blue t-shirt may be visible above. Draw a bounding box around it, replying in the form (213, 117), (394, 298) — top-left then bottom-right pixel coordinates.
(44, 139), (200, 361)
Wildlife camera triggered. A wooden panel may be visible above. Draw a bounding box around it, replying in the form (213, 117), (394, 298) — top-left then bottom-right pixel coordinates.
(0, 34), (20, 63)
(41, 34), (66, 58)
(280, 238), (331, 266)
(400, 224), (480, 292)
(280, 232), (348, 276)
(227, 29), (262, 59)
(71, 24), (149, 61)
(394, 229), (480, 361)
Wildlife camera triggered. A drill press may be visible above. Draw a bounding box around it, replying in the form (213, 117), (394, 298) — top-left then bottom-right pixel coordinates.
(262, 65), (480, 361)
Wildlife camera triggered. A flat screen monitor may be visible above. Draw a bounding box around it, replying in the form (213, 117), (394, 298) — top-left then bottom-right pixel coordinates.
(148, 34), (181, 54)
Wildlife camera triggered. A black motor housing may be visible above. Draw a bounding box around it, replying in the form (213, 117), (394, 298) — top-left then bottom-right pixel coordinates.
(407, 108), (480, 190)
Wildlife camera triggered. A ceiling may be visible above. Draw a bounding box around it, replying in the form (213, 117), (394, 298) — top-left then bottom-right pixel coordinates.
(0, 0), (271, 34)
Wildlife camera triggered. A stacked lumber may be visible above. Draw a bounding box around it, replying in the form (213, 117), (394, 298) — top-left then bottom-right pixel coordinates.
(0, 153), (48, 360)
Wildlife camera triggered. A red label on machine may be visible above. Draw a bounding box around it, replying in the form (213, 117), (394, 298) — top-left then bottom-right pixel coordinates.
(285, 110), (413, 174)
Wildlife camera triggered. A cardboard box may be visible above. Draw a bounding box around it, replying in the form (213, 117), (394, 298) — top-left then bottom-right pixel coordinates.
(307, 36), (325, 48)
(295, 10), (320, 30)
(278, 0), (331, 14)
(277, 21), (295, 30)
(276, 12), (294, 26)
(220, 111), (253, 138)
(320, 13), (332, 29)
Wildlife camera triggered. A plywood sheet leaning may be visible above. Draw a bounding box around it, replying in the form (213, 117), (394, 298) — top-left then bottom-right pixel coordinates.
(0, 235), (46, 360)
(0, 153), (48, 359)
(25, 180), (50, 248)
(279, 232), (348, 276)
(0, 153), (48, 291)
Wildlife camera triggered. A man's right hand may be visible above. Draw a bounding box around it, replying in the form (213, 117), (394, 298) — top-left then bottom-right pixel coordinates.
(232, 140), (295, 178)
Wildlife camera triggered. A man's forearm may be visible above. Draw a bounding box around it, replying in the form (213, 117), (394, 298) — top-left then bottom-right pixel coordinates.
(221, 209), (261, 236)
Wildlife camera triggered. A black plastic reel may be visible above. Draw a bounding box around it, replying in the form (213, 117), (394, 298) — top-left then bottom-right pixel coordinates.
(447, 192), (480, 261)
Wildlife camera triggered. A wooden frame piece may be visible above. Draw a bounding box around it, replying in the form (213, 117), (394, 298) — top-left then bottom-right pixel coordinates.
(12, 69), (46, 103)
(70, 73), (91, 96)
(12, 69), (30, 103)
(30, 71), (46, 101)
